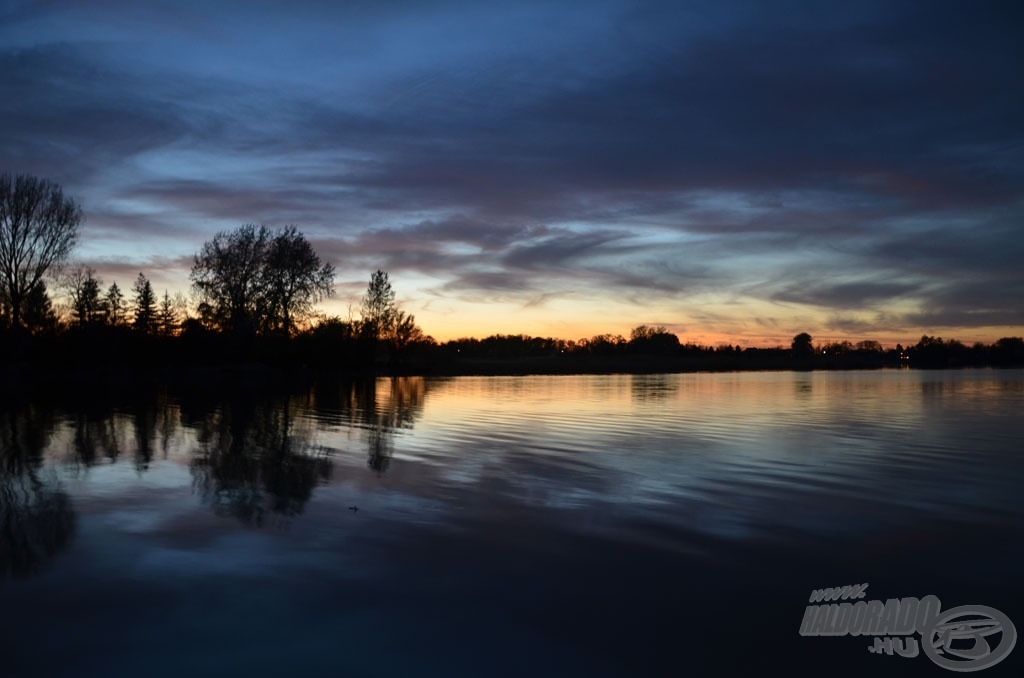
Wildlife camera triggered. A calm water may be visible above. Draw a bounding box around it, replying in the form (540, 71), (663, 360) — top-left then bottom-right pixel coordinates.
(2, 370), (1022, 677)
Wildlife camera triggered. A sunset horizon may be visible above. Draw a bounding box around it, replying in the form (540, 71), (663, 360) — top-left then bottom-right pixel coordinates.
(11, 225), (1022, 349)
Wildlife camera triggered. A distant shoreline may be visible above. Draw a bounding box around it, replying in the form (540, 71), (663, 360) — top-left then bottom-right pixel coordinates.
(4, 358), (1020, 401)
(4, 322), (1021, 385)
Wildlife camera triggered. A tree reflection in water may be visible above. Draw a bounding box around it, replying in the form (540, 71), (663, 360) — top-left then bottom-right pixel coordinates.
(0, 405), (75, 579)
(187, 378), (429, 525)
(58, 392), (181, 475)
(187, 392), (332, 527)
(314, 377), (429, 473)
(1, 378), (432, 551)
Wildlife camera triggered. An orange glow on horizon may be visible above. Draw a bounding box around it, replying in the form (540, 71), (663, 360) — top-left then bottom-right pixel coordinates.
(76, 273), (1024, 351)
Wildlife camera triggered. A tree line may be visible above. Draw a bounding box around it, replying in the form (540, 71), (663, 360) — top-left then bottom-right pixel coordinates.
(1, 171), (1022, 373)
(58, 266), (182, 334)
(1, 172), (427, 353)
(435, 330), (1023, 371)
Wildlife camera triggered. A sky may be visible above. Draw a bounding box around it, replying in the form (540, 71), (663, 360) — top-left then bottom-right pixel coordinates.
(1, 0), (1022, 345)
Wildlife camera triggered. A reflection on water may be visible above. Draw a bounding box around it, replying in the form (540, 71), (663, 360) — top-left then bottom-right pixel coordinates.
(321, 377), (428, 473)
(188, 394), (332, 526)
(0, 406), (74, 579)
(630, 373), (677, 402)
(0, 379), (433, 537)
(1, 371), (1022, 676)
(2, 370), (1021, 562)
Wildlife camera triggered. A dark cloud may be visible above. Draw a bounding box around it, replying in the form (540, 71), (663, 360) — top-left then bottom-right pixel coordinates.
(294, 2), (1024, 217)
(0, 45), (189, 184)
(897, 277), (1024, 330)
(865, 221), (1024, 278)
(124, 179), (354, 224)
(821, 313), (909, 336)
(854, 219), (1024, 327)
(773, 281), (922, 310)
(440, 271), (537, 294)
(502, 231), (633, 270)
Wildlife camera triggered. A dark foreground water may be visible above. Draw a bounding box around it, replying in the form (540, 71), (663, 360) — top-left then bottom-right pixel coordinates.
(1, 370), (1022, 677)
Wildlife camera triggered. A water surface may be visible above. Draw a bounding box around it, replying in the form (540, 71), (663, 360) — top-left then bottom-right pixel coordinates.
(2, 370), (1022, 676)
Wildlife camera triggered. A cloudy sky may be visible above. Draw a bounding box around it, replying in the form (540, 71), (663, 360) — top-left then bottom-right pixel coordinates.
(2, 0), (1022, 344)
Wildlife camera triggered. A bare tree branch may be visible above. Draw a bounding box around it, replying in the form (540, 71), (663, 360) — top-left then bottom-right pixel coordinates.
(0, 173), (82, 329)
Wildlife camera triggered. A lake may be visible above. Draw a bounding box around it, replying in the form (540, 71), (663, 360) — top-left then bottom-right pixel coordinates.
(2, 370), (1022, 676)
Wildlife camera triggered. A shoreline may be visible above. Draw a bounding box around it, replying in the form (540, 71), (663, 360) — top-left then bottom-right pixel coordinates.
(3, 358), (1014, 391)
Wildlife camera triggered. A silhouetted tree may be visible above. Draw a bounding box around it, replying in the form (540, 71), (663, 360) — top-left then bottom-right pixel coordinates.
(0, 173), (82, 329)
(390, 309), (425, 351)
(822, 340), (852, 356)
(629, 324), (680, 354)
(64, 265), (104, 326)
(791, 332), (814, 359)
(192, 224), (271, 334)
(584, 333), (627, 355)
(132, 272), (157, 332)
(298, 316), (362, 368)
(5, 281), (57, 332)
(909, 335), (973, 368)
(630, 325), (660, 341)
(173, 291), (190, 323)
(360, 269), (397, 342)
(263, 226), (334, 335)
(191, 224), (333, 335)
(992, 337), (1024, 366)
(104, 282), (125, 326)
(156, 291), (179, 336)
